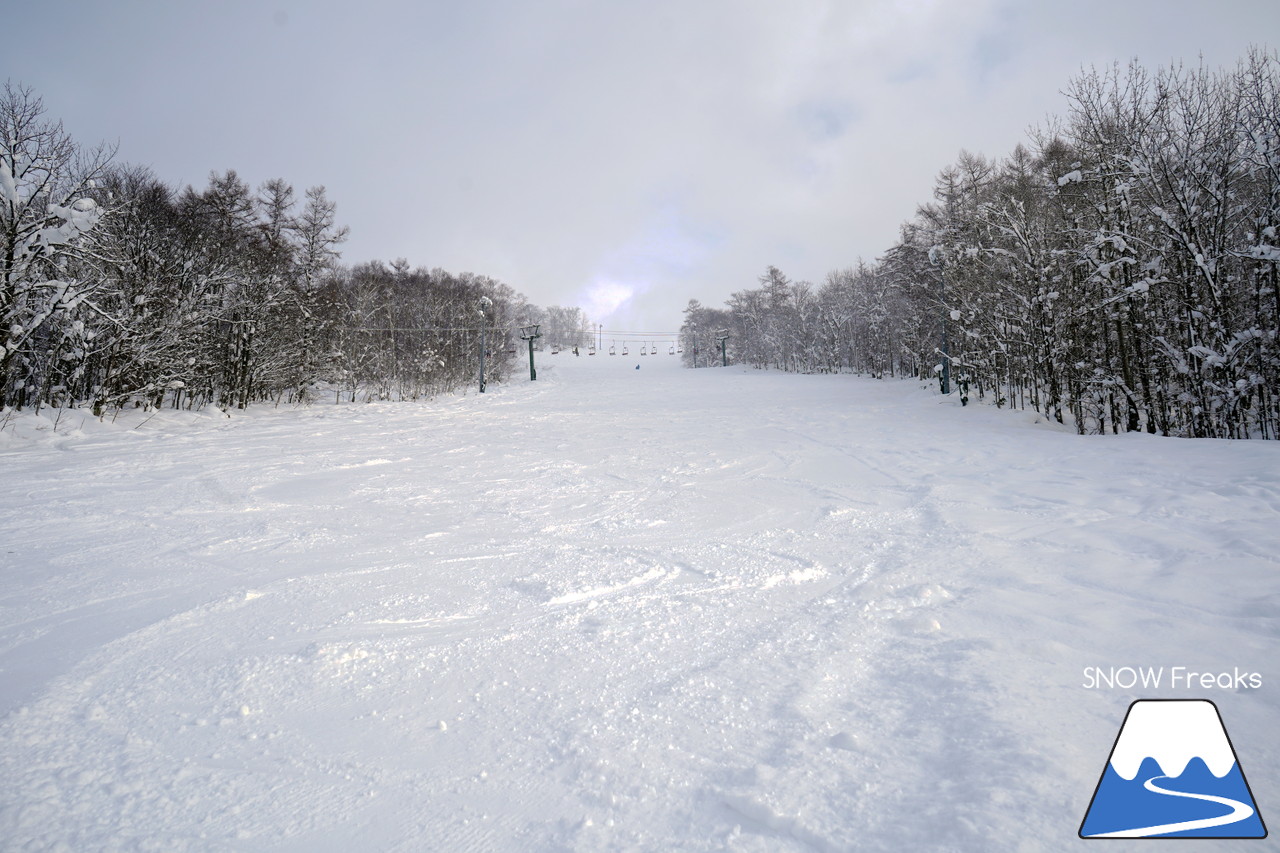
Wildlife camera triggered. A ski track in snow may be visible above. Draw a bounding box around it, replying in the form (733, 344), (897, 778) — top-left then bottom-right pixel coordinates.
(1, 356), (1277, 851)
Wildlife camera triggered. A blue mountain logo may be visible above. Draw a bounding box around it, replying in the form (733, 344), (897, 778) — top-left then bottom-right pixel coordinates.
(1080, 699), (1267, 838)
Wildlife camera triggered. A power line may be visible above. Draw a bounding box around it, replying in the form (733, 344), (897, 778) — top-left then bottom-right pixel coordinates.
(348, 326), (510, 333)
(597, 329), (682, 337)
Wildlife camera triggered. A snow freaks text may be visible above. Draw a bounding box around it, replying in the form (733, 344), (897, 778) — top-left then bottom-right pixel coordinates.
(1082, 666), (1263, 690)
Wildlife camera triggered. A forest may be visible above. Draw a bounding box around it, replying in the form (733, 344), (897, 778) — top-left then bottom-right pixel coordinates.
(0, 82), (592, 417)
(682, 51), (1280, 439)
(8, 49), (1278, 440)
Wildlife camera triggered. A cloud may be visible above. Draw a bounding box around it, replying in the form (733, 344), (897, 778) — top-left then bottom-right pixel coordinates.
(579, 279), (638, 322)
(5, 0), (1274, 336)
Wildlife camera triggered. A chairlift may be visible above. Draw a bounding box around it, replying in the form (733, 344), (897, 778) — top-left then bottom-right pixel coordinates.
(669, 344), (676, 355)
(609, 342), (616, 355)
(552, 344), (561, 355)
(588, 344), (596, 355)
(641, 344), (648, 356)
(622, 344), (629, 355)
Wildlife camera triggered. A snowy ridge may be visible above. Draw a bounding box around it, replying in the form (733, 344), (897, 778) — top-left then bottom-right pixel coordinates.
(1108, 700), (1238, 781)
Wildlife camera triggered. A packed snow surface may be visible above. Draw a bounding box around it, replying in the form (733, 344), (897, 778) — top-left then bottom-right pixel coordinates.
(1, 355), (1276, 851)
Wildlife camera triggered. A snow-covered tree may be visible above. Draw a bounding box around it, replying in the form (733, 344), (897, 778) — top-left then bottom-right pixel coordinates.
(0, 83), (112, 410)
(680, 51), (1280, 439)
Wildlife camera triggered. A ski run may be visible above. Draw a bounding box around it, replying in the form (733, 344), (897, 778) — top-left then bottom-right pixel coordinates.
(1, 354), (1276, 851)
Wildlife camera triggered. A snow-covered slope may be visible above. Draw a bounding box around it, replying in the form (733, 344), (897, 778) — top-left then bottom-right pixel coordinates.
(1, 355), (1276, 851)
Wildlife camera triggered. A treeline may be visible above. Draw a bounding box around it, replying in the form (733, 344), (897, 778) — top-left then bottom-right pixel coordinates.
(1, 82), (586, 416)
(322, 262), (593, 401)
(682, 50), (1280, 439)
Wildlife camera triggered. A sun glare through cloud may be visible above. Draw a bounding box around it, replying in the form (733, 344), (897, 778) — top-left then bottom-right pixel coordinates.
(579, 279), (639, 322)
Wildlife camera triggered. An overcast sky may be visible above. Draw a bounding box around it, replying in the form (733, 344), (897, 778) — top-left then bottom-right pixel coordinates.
(5, 1), (1277, 335)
